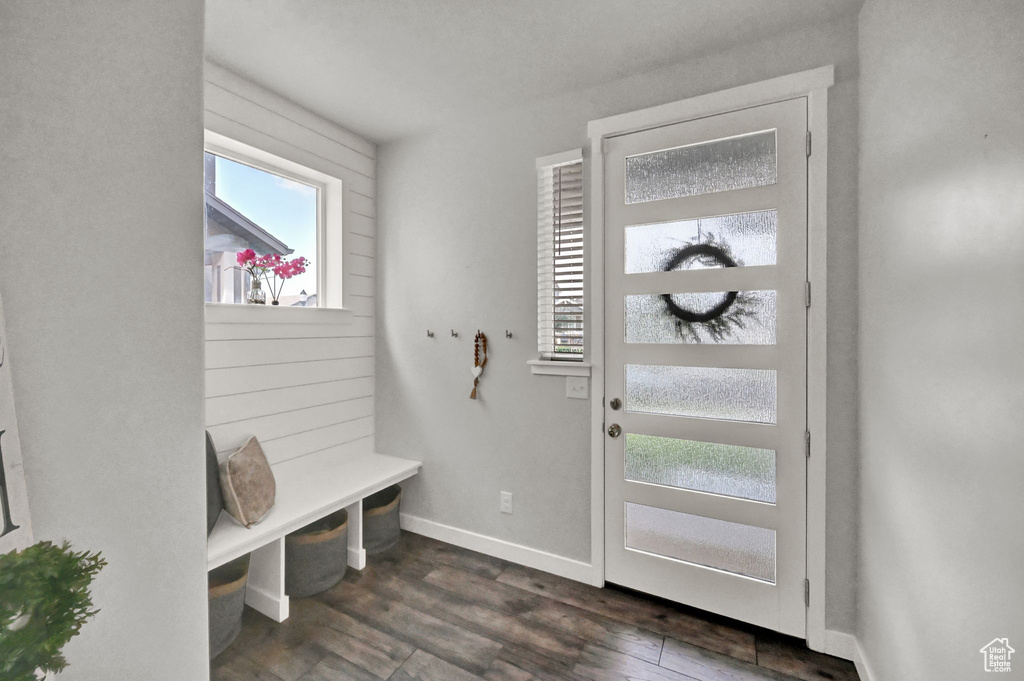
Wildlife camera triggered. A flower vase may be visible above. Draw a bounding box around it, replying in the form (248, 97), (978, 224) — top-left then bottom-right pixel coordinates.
(247, 277), (266, 305)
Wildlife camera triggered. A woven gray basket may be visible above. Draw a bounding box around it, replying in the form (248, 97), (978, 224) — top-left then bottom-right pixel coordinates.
(285, 507), (349, 598)
(208, 554), (249, 660)
(363, 484), (402, 555)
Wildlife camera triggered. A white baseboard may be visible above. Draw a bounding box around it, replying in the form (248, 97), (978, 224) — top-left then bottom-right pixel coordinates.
(852, 637), (878, 681)
(400, 513), (597, 585)
(823, 629), (857, 661)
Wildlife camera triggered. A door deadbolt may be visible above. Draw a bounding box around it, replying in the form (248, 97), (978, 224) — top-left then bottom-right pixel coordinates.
(609, 398), (622, 410)
(607, 423), (622, 438)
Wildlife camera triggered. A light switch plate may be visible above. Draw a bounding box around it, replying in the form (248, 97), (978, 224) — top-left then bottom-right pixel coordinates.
(566, 376), (589, 400)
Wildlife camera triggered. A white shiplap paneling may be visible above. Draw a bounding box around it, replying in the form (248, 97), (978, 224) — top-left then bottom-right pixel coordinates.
(206, 377), (375, 426)
(206, 356), (374, 398)
(208, 397), (374, 459)
(206, 336), (375, 369)
(204, 62), (376, 466)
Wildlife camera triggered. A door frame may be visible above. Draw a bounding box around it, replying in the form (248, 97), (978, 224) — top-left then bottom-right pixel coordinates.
(584, 65), (833, 649)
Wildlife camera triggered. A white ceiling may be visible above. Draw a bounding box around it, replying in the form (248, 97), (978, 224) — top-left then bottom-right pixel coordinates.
(205, 0), (860, 143)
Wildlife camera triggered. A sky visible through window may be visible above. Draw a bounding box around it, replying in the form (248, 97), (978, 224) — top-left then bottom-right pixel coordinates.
(214, 155), (318, 300)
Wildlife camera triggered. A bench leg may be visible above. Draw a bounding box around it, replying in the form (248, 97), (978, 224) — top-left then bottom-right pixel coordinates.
(245, 537), (289, 622)
(346, 498), (366, 570)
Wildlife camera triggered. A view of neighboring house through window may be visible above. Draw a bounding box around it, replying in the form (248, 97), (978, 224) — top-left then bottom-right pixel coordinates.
(204, 151), (319, 305)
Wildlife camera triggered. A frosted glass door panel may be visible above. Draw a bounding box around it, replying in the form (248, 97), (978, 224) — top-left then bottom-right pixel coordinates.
(625, 130), (776, 204)
(625, 434), (776, 503)
(625, 290), (776, 344)
(625, 211), (777, 274)
(626, 365), (777, 423)
(625, 503), (776, 582)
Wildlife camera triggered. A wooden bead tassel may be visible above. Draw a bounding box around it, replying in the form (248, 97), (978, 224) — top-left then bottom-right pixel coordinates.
(470, 332), (487, 399)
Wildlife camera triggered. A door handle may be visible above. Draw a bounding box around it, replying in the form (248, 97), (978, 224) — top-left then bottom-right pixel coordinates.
(607, 423), (622, 438)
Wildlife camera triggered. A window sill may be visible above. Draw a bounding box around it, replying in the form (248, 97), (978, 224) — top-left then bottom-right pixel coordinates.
(528, 359), (592, 377)
(205, 303), (353, 325)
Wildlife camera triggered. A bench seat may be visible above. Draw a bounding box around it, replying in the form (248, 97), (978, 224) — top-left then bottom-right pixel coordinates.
(207, 449), (421, 621)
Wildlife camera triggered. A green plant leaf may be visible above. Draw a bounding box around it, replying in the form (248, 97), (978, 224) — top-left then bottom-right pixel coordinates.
(0, 541), (106, 676)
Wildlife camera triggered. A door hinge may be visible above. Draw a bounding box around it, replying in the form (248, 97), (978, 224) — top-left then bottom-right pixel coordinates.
(805, 281), (812, 307)
(806, 130), (812, 157)
(805, 579), (810, 607)
(805, 430), (811, 459)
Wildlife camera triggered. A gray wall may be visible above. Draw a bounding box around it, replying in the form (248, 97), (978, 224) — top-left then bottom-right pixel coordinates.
(0, 2), (209, 678)
(378, 14), (861, 632)
(857, 1), (1024, 678)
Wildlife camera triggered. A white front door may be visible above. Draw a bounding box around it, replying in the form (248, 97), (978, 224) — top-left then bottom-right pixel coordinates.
(603, 97), (808, 636)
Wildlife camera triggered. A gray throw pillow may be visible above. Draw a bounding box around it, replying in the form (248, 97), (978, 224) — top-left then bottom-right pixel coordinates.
(219, 436), (276, 528)
(206, 431), (224, 536)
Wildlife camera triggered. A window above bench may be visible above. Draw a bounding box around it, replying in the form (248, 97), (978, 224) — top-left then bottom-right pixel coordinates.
(204, 131), (346, 310)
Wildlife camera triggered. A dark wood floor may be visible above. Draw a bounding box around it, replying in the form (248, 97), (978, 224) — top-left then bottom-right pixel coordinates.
(212, 531), (859, 681)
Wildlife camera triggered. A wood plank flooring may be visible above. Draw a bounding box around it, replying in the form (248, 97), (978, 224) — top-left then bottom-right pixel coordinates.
(212, 531), (859, 681)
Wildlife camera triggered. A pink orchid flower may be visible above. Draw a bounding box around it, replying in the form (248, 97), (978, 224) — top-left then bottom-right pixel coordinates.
(236, 248), (257, 266)
(232, 252), (311, 304)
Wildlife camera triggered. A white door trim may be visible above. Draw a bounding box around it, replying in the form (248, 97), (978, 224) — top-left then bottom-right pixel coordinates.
(586, 65), (834, 646)
(805, 80), (831, 655)
(588, 65), (834, 140)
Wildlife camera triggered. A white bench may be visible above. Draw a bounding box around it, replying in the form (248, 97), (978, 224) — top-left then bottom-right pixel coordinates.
(207, 449), (421, 622)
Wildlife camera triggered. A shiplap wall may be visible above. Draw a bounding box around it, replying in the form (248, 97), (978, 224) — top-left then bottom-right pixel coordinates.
(203, 62), (377, 465)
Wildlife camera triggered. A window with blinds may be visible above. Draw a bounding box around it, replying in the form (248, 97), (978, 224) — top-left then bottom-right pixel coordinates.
(537, 151), (584, 360)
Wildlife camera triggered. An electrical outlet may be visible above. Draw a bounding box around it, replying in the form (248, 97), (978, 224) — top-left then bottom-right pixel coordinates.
(500, 491), (513, 514)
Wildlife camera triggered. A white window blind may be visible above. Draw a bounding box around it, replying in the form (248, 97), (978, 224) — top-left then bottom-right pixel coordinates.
(537, 151), (584, 360)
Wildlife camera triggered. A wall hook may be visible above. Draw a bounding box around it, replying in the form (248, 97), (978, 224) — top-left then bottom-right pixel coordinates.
(505, 330), (513, 339)
(451, 329), (458, 338)
(427, 330), (434, 338)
